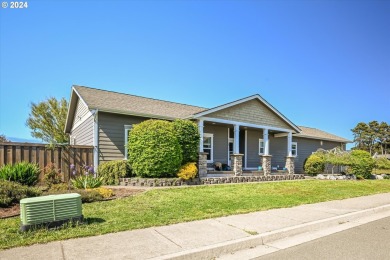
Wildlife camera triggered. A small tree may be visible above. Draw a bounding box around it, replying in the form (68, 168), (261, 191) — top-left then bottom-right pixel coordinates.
(128, 120), (182, 177)
(0, 134), (9, 142)
(172, 119), (200, 164)
(26, 97), (69, 144)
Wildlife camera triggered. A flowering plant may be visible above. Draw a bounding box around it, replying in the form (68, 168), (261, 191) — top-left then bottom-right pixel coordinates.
(70, 164), (103, 189)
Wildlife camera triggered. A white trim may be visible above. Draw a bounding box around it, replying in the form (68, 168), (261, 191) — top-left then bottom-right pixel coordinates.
(93, 110), (99, 171)
(291, 142), (298, 157)
(264, 129), (269, 155)
(245, 130), (247, 169)
(275, 132), (350, 143)
(191, 94), (300, 133)
(71, 110), (94, 131)
(203, 133), (214, 163)
(199, 117), (293, 133)
(198, 120), (204, 152)
(227, 128), (230, 165)
(234, 124), (240, 154)
(124, 125), (132, 159)
(258, 138), (265, 155)
(73, 86), (90, 109)
(287, 132), (293, 157)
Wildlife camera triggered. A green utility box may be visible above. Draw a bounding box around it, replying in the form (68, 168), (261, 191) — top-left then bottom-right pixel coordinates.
(20, 193), (83, 231)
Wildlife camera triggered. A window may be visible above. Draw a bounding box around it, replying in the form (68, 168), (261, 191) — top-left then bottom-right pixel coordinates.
(259, 139), (265, 155)
(203, 133), (213, 162)
(291, 142), (297, 156)
(124, 125), (132, 159)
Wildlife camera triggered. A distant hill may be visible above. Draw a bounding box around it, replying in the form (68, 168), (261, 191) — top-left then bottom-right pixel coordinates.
(6, 137), (44, 144)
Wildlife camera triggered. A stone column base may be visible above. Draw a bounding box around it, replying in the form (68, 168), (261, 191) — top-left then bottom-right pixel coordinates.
(198, 152), (208, 178)
(230, 154), (244, 176)
(285, 156), (295, 175)
(261, 155), (272, 176)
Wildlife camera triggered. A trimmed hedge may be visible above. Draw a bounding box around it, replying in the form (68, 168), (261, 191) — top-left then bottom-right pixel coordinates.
(98, 160), (132, 185)
(304, 154), (325, 175)
(128, 120), (182, 177)
(173, 119), (200, 164)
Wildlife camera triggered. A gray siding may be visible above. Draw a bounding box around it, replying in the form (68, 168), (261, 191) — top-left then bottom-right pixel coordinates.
(98, 112), (145, 162)
(293, 137), (344, 173)
(204, 124), (228, 165)
(246, 129), (263, 168)
(70, 114), (94, 146)
(72, 99), (90, 128)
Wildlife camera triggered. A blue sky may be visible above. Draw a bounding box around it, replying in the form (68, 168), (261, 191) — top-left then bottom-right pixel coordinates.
(0, 0), (389, 148)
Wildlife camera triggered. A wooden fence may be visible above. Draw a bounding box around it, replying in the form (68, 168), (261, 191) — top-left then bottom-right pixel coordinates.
(0, 142), (94, 182)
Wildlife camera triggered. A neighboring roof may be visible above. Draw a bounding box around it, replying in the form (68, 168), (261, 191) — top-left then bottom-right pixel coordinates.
(295, 126), (352, 143)
(75, 85), (207, 118)
(190, 94), (301, 133)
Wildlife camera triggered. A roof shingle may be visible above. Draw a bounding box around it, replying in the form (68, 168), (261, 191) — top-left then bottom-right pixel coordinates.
(74, 86), (207, 119)
(296, 126), (351, 143)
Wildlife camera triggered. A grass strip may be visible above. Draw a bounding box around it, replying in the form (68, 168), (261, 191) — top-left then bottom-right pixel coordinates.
(1, 180), (390, 250)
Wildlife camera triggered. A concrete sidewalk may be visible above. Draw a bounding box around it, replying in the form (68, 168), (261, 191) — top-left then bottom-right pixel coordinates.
(1, 193), (390, 260)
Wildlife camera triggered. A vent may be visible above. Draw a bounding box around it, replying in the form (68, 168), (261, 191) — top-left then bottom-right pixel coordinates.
(20, 193), (83, 231)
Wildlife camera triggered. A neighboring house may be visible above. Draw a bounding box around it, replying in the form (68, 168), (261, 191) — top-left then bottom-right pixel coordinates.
(65, 85), (351, 175)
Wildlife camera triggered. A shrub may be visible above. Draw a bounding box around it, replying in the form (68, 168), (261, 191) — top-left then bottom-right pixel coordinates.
(349, 150), (375, 179)
(172, 119), (200, 164)
(43, 163), (63, 187)
(0, 162), (40, 186)
(49, 183), (72, 192)
(0, 180), (42, 207)
(98, 160), (132, 185)
(75, 189), (104, 203)
(91, 187), (114, 198)
(375, 157), (390, 170)
(71, 175), (103, 189)
(177, 162), (198, 180)
(304, 155), (325, 175)
(128, 120), (182, 178)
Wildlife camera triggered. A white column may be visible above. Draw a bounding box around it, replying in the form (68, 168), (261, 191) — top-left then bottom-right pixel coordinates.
(263, 128), (269, 155)
(287, 132), (292, 156)
(234, 124), (240, 154)
(198, 120), (204, 152)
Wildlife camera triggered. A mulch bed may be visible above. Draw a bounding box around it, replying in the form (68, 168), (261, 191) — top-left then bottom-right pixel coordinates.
(0, 187), (145, 219)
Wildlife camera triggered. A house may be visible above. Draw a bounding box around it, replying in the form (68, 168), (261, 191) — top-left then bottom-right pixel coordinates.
(64, 85), (351, 176)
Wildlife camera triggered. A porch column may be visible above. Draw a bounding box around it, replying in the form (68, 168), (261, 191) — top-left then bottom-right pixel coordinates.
(262, 128), (271, 175)
(287, 132), (292, 157)
(263, 128), (269, 155)
(198, 120), (204, 153)
(198, 152), (208, 178)
(234, 124), (240, 154)
(231, 154), (243, 176)
(285, 132), (294, 174)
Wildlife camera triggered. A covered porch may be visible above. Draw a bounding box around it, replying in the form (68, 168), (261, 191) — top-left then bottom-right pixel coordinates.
(197, 118), (297, 177)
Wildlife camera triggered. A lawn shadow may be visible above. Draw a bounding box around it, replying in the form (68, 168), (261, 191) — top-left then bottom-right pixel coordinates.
(84, 217), (106, 224)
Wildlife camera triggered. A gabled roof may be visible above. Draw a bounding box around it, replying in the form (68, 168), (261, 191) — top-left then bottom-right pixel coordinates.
(296, 126), (352, 143)
(65, 85), (208, 132)
(189, 94), (301, 133)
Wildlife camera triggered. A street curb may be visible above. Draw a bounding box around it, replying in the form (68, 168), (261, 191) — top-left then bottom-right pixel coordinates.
(152, 204), (390, 260)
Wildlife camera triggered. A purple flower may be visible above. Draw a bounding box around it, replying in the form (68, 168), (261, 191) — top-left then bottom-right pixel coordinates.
(88, 166), (94, 173)
(70, 164), (75, 170)
(72, 170), (76, 175)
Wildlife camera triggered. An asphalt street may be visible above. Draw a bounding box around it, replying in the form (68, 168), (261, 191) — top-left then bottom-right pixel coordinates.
(257, 216), (390, 260)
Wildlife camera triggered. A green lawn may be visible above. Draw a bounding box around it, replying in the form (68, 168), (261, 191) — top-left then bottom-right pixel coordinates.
(2, 180), (390, 250)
